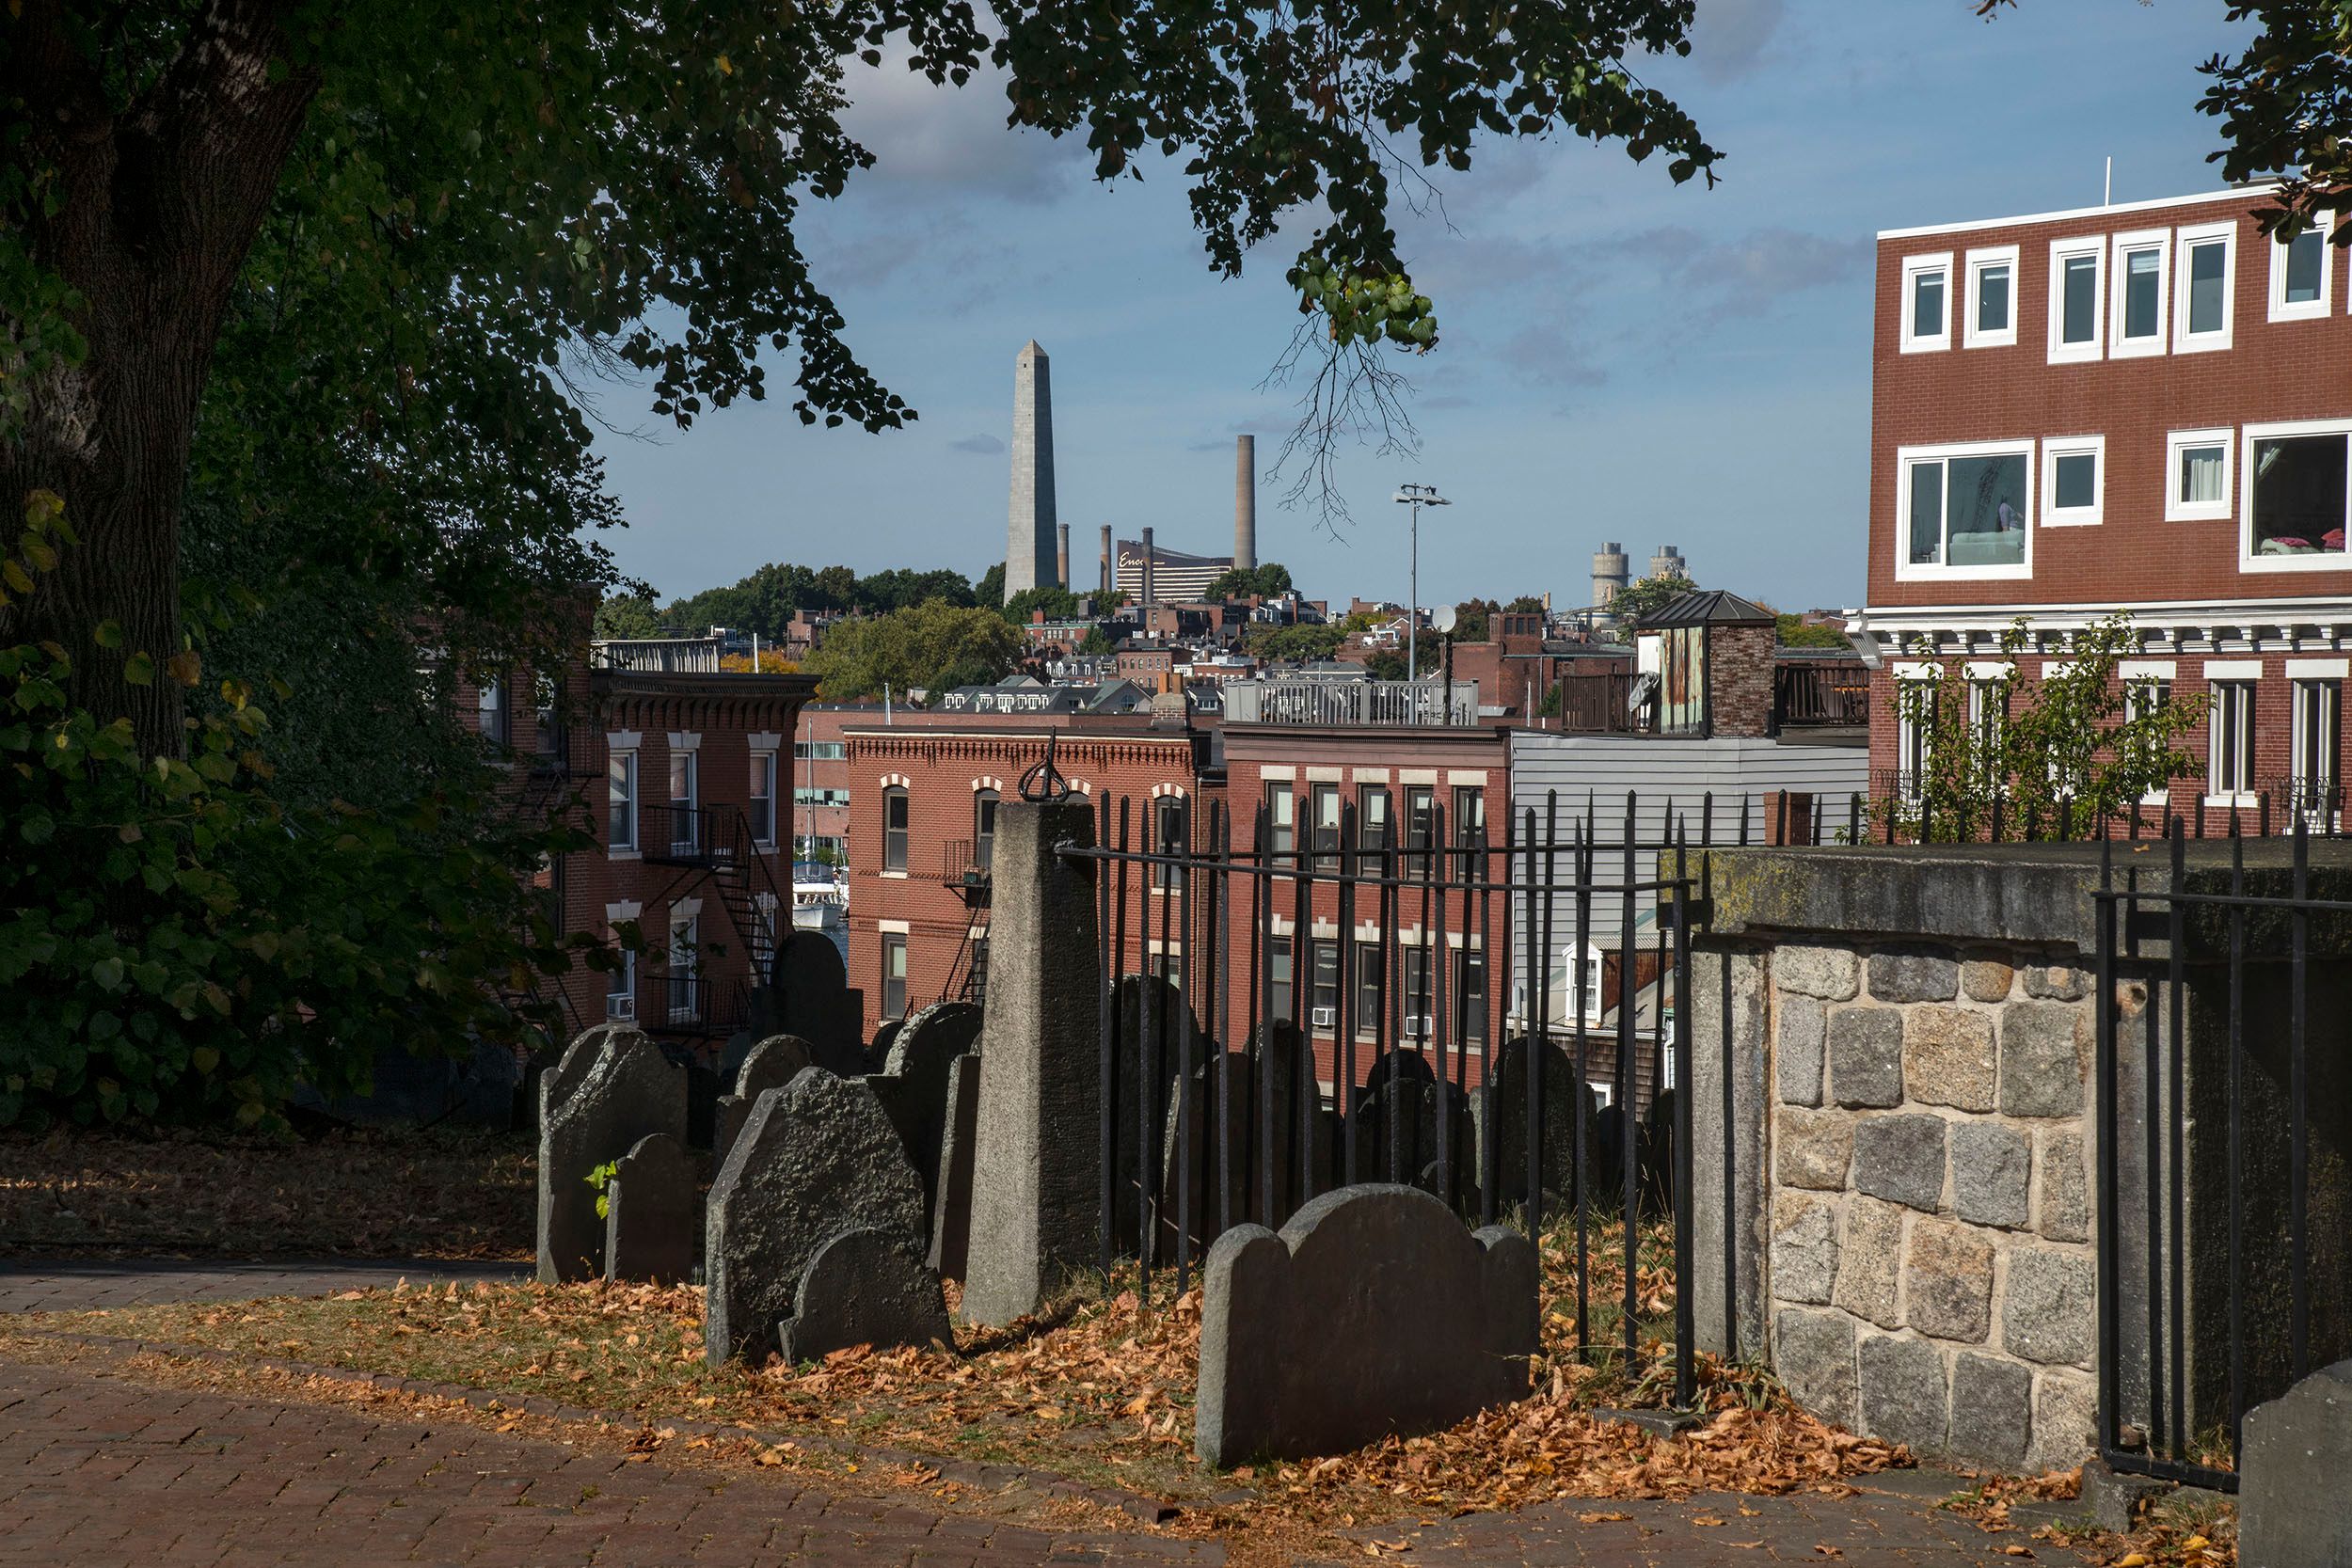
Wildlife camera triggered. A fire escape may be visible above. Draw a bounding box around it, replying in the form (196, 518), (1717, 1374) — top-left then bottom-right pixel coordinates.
(642, 803), (788, 1038)
(936, 838), (993, 1006)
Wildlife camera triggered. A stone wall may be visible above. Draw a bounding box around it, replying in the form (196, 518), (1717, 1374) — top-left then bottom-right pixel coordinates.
(1762, 938), (2098, 1474)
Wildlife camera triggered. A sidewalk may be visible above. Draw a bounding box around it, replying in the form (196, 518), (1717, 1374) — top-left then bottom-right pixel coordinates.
(0, 1256), (527, 1315)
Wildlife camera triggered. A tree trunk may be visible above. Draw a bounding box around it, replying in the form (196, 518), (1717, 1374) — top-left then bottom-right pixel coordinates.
(0, 1), (320, 758)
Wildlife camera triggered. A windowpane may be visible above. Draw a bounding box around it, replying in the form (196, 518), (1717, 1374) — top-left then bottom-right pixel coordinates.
(2187, 241), (2228, 333)
(2179, 445), (2226, 505)
(1908, 460), (1945, 564)
(2285, 230), (2324, 304)
(1311, 783), (1341, 873)
(883, 787), (909, 872)
(1355, 941), (1384, 1035)
(1356, 786), (1391, 874)
(1455, 951), (1486, 1046)
(608, 752), (638, 849)
(1311, 942), (1339, 1023)
(1976, 263), (2010, 332)
(2251, 435), (2349, 555)
(2062, 254), (2099, 343)
(2122, 247), (2162, 339)
(1911, 271), (1946, 340)
(2053, 452), (2097, 512)
(974, 790), (998, 872)
(750, 752), (775, 845)
(882, 935), (908, 1021)
(1266, 783), (1295, 858)
(1945, 452), (2028, 565)
(1267, 937), (1294, 1022)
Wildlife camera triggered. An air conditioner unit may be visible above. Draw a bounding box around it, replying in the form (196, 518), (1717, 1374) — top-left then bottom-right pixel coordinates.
(606, 994), (636, 1021)
(1310, 1006), (1338, 1031)
(1404, 1014), (1433, 1038)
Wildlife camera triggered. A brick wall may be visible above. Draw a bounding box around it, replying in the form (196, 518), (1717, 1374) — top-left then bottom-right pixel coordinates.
(1711, 624), (1776, 737)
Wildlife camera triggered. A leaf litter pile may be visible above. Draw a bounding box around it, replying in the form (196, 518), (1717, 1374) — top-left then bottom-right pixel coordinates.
(51, 1217), (1923, 1532)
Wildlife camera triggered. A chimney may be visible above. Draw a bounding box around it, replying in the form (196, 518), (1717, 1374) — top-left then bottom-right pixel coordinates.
(1057, 523), (1070, 590)
(1649, 543), (1687, 582)
(1233, 435), (1257, 571)
(1099, 524), (1112, 597)
(1140, 526), (1156, 611)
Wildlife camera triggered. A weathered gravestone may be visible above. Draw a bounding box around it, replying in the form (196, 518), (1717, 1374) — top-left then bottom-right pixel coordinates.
(962, 799), (1103, 1326)
(867, 1001), (982, 1222)
(715, 1035), (815, 1170)
(1484, 1037), (1603, 1212)
(538, 1028), (688, 1283)
(2236, 1357), (2352, 1568)
(771, 932), (872, 1077)
(703, 1069), (928, 1364)
(869, 1020), (904, 1059)
(1195, 1184), (1537, 1465)
(1155, 1050), (1249, 1259)
(1104, 974), (1204, 1253)
(1350, 1057), (1477, 1213)
(927, 1053), (981, 1281)
(776, 1225), (954, 1364)
(603, 1132), (697, 1286)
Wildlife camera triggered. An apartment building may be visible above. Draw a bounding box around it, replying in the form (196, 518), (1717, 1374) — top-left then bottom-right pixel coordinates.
(1845, 184), (2352, 817)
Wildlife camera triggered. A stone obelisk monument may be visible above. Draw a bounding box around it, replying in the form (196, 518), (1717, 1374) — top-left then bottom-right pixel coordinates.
(1003, 341), (1059, 602)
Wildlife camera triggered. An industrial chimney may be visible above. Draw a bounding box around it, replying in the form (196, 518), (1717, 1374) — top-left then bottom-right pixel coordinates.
(1650, 543), (1688, 582)
(1591, 542), (1629, 615)
(1233, 435), (1258, 571)
(1139, 526), (1156, 613)
(1057, 523), (1071, 591)
(1099, 524), (1112, 597)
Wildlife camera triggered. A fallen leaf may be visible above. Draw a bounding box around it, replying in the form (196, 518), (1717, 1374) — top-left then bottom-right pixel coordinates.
(1578, 1512), (1631, 1524)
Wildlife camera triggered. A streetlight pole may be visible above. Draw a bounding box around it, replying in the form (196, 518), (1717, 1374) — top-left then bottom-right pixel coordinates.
(1392, 483), (1450, 717)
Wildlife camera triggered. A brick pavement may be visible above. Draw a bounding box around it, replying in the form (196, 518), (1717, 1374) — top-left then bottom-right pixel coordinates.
(0, 1258), (528, 1315)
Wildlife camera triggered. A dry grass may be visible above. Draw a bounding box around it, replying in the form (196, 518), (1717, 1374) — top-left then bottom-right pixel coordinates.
(0, 1127), (533, 1259)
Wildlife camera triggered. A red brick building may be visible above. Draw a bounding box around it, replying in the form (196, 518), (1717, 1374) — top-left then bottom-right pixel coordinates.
(843, 710), (1214, 1036)
(1845, 185), (2352, 819)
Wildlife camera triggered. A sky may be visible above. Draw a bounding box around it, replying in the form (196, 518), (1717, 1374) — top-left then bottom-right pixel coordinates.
(592, 0), (2256, 618)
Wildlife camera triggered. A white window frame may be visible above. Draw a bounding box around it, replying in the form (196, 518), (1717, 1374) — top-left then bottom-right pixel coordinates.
(608, 748), (640, 855)
(1893, 663), (1938, 804)
(2290, 676), (2341, 820)
(2173, 220), (2236, 353)
(1894, 437), (2037, 583)
(668, 909), (701, 1022)
(2122, 667), (2179, 805)
(1963, 244), (2020, 349)
(2041, 435), (2106, 528)
(750, 748), (777, 847)
(2205, 674), (2259, 806)
(2048, 237), (2106, 364)
(2166, 427), (2235, 522)
(2240, 418), (2352, 573)
(2109, 229), (2171, 358)
(1899, 252), (1953, 353)
(2268, 209), (2333, 323)
(605, 939), (637, 1021)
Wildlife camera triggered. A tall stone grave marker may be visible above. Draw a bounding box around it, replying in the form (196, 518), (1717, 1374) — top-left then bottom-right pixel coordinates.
(603, 1132), (697, 1286)
(927, 1053), (983, 1281)
(771, 931), (871, 1077)
(867, 1000), (982, 1220)
(715, 1034), (814, 1169)
(538, 1027), (687, 1282)
(961, 799), (1103, 1325)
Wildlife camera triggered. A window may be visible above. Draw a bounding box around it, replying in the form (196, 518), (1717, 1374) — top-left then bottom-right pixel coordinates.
(1355, 940), (1385, 1037)
(1966, 680), (2006, 792)
(1309, 941), (1340, 1034)
(2175, 221), (2235, 351)
(882, 933), (908, 1021)
(605, 941), (636, 1021)
(2167, 428), (2235, 522)
(1401, 947), (1436, 1039)
(2110, 230), (2169, 356)
(608, 750), (639, 851)
(1152, 795), (1185, 892)
(668, 748), (698, 855)
(532, 674), (563, 763)
(1900, 252), (1952, 352)
(794, 739), (847, 761)
(750, 750), (777, 847)
(2269, 211), (2332, 322)
(1265, 782), (1295, 861)
(1356, 784), (1392, 875)
(1402, 784), (1436, 879)
(1894, 671), (1935, 803)
(2126, 678), (2174, 804)
(2041, 436), (2105, 527)
(1963, 245), (2018, 348)
(2208, 680), (2257, 800)
(668, 911), (700, 1022)
(2292, 679), (2341, 817)
(1454, 949), (1487, 1046)
(973, 788), (999, 873)
(1267, 936), (1294, 1022)
(2048, 238), (2105, 363)
(882, 785), (909, 872)
(1898, 440), (2033, 578)
(2246, 422), (2351, 566)
(793, 786), (850, 807)
(1310, 783), (1342, 874)
(1452, 785), (1486, 879)
(477, 676), (510, 748)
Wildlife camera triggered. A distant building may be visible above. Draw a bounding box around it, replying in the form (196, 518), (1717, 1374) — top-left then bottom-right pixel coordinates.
(1116, 536), (1232, 604)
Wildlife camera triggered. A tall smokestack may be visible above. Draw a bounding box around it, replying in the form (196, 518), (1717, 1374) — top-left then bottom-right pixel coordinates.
(1003, 341), (1057, 600)
(1592, 542), (1629, 621)
(1099, 524), (1112, 597)
(1057, 524), (1070, 590)
(1233, 435), (1257, 571)
(1140, 527), (1156, 613)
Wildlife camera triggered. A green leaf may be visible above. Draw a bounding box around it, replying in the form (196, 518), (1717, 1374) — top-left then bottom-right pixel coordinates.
(122, 652), (156, 686)
(89, 956), (123, 990)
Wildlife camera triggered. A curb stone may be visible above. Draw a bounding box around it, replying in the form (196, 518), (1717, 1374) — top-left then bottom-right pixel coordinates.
(20, 1326), (1184, 1525)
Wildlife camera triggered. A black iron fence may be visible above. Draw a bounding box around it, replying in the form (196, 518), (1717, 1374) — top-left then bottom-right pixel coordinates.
(1060, 789), (1712, 1405)
(2092, 818), (2352, 1494)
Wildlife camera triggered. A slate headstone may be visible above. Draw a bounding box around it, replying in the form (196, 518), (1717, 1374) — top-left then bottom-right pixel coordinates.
(1485, 1037), (1601, 1211)
(869, 1020), (904, 1060)
(1155, 1049), (1257, 1260)
(1235, 1020), (1330, 1228)
(1351, 1070), (1476, 1213)
(703, 1069), (928, 1363)
(603, 1132), (698, 1286)
(715, 1034), (816, 1170)
(776, 1225), (955, 1364)
(537, 1027), (688, 1283)
(926, 1053), (982, 1282)
(1196, 1184), (1537, 1465)
(2236, 1357), (2352, 1568)
(771, 931), (872, 1077)
(1108, 974), (1207, 1252)
(868, 1001), (983, 1219)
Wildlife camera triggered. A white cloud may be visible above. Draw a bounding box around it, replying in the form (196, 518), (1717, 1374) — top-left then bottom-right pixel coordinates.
(839, 51), (1089, 205)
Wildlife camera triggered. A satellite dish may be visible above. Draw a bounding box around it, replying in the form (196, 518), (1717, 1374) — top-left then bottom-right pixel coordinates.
(1432, 605), (1459, 634)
